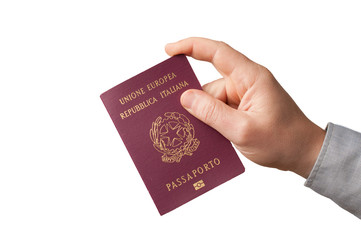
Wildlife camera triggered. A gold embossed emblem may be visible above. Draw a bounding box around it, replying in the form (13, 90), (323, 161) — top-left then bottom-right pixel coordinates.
(149, 112), (200, 163)
(193, 180), (205, 190)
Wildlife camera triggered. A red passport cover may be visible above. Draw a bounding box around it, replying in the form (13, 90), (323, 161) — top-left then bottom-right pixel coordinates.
(100, 55), (245, 215)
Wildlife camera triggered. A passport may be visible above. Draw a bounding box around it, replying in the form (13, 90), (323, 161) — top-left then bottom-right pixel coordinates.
(100, 55), (245, 215)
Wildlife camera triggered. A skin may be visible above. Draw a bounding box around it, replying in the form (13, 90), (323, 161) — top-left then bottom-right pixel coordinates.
(165, 37), (326, 178)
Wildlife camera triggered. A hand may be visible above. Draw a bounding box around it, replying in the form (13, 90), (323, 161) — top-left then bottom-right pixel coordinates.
(165, 37), (326, 178)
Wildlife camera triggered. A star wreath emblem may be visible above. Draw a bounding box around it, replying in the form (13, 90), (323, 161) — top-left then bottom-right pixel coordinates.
(149, 112), (200, 163)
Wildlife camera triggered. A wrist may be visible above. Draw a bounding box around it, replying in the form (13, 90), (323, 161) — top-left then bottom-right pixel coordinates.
(291, 121), (326, 178)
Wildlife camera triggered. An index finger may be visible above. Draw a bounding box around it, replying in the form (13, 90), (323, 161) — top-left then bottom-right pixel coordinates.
(165, 37), (251, 77)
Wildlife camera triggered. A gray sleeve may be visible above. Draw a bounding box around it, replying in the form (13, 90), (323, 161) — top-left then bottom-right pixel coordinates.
(305, 123), (361, 219)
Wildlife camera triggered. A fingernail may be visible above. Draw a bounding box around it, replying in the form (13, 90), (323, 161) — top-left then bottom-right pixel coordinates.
(181, 90), (196, 110)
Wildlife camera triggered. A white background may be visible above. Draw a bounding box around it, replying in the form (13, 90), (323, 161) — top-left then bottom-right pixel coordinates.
(1, 0), (360, 239)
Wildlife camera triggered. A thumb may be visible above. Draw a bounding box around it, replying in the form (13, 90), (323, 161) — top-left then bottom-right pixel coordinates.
(180, 89), (246, 143)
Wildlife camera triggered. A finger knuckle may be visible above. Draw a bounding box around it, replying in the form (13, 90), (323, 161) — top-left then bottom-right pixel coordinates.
(202, 102), (219, 126)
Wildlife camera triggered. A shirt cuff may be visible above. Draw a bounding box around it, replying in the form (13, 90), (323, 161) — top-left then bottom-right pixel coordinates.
(305, 122), (361, 219)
